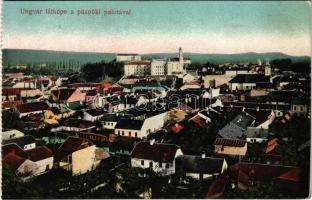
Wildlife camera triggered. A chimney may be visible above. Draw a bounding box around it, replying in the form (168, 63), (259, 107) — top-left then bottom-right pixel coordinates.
(150, 139), (155, 145)
(201, 151), (206, 159)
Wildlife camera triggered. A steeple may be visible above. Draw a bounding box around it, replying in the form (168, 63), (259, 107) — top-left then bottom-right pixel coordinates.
(179, 47), (183, 63)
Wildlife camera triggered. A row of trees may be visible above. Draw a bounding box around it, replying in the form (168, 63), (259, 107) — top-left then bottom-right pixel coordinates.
(81, 61), (123, 82)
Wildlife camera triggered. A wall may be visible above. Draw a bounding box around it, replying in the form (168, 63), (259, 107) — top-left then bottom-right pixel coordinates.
(72, 145), (96, 176)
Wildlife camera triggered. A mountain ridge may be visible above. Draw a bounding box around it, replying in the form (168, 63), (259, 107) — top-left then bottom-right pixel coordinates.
(3, 48), (310, 66)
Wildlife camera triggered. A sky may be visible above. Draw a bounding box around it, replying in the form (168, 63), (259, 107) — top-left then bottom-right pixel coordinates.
(3, 1), (311, 56)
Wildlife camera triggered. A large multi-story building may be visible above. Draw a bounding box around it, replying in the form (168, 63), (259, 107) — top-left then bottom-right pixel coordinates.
(123, 47), (191, 77)
(116, 54), (141, 62)
(124, 61), (151, 76)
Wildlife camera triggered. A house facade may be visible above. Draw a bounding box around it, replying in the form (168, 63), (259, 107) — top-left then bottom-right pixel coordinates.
(130, 141), (183, 175)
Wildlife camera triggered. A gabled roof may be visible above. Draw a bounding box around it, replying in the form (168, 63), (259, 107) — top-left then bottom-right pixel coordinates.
(2, 144), (29, 171)
(56, 137), (93, 161)
(233, 162), (297, 182)
(171, 123), (185, 134)
(115, 119), (144, 130)
(229, 74), (270, 84)
(176, 155), (225, 174)
(244, 109), (272, 125)
(25, 146), (53, 162)
(2, 143), (28, 159)
(51, 88), (76, 101)
(131, 141), (180, 162)
(15, 101), (49, 113)
(214, 138), (246, 147)
(275, 167), (300, 182)
(3, 135), (36, 149)
(190, 115), (209, 128)
(206, 176), (229, 198)
(3, 154), (27, 171)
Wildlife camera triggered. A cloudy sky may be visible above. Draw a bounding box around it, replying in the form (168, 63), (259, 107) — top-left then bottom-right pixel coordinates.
(3, 1), (311, 55)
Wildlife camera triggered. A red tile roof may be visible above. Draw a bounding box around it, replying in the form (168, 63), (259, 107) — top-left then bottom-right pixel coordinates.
(2, 87), (21, 96)
(275, 167), (301, 182)
(234, 163), (296, 182)
(131, 141), (180, 162)
(2, 100), (23, 109)
(266, 138), (282, 154)
(170, 123), (185, 134)
(2, 144), (29, 171)
(26, 146), (53, 162)
(3, 154), (27, 171)
(191, 115), (209, 128)
(126, 61), (151, 65)
(206, 176), (229, 198)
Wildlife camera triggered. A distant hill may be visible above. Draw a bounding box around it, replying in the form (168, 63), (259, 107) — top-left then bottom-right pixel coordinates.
(2, 49), (116, 66)
(142, 52), (310, 64)
(2, 49), (310, 66)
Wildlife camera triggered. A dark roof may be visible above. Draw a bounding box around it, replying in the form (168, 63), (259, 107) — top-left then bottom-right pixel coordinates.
(176, 155), (225, 174)
(15, 101), (49, 113)
(214, 138), (246, 147)
(130, 141), (180, 162)
(244, 109), (272, 125)
(102, 113), (120, 122)
(229, 74), (270, 84)
(115, 119), (144, 130)
(26, 146), (53, 162)
(56, 137), (93, 161)
(62, 118), (95, 129)
(231, 112), (255, 129)
(51, 88), (76, 101)
(85, 109), (106, 117)
(3, 135), (36, 149)
(2, 87), (21, 96)
(292, 97), (310, 105)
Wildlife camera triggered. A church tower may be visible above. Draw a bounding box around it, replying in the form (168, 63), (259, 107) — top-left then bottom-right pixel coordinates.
(179, 47), (183, 63)
(265, 61), (272, 76)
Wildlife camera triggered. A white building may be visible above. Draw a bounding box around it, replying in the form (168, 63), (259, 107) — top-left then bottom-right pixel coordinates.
(116, 54), (141, 62)
(130, 141), (183, 175)
(114, 111), (168, 138)
(150, 47), (191, 76)
(124, 61), (151, 76)
(2, 129), (25, 141)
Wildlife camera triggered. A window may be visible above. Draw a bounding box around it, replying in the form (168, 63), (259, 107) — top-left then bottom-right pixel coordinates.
(301, 106), (304, 111)
(129, 131), (131, 137)
(159, 162), (162, 168)
(118, 130), (120, 135)
(45, 164), (50, 171)
(122, 131), (124, 136)
(165, 163), (169, 169)
(294, 106), (297, 111)
(141, 160), (144, 166)
(149, 162), (153, 168)
(135, 132), (138, 137)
